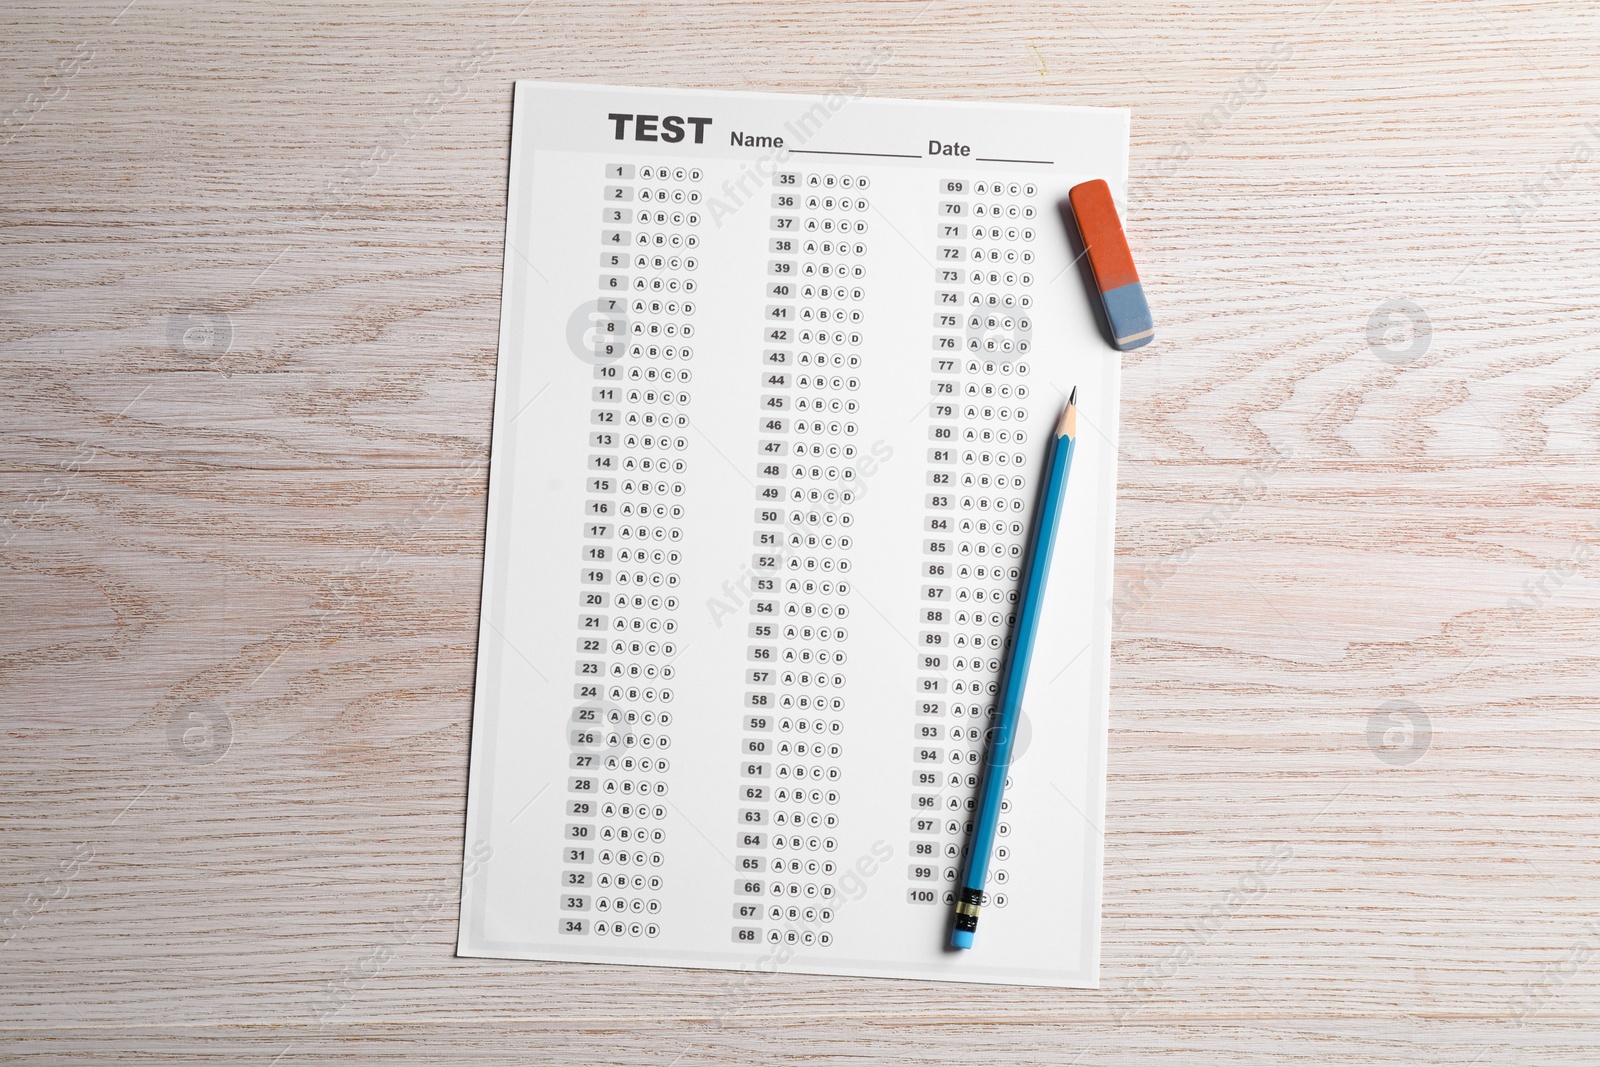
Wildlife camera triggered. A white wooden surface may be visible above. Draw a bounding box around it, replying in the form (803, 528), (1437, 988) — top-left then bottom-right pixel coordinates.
(4, 0), (1600, 1062)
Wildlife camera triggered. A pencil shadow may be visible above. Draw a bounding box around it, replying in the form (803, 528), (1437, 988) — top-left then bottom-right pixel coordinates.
(1057, 198), (1116, 351)
(940, 904), (964, 955)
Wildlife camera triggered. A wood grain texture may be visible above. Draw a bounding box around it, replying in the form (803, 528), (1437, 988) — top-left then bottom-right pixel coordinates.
(4, 0), (1600, 1062)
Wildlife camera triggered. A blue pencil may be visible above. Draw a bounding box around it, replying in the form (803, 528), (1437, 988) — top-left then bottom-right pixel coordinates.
(951, 388), (1078, 950)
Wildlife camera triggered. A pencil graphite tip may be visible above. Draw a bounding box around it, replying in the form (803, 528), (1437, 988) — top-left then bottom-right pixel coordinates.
(1057, 390), (1077, 439)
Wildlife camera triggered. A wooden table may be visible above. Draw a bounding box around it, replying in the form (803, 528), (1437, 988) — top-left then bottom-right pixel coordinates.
(5, 1), (1599, 1062)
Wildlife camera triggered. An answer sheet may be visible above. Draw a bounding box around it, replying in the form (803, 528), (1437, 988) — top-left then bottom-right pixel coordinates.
(458, 82), (1126, 987)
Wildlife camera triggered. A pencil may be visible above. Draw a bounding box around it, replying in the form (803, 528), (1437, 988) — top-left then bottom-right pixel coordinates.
(950, 388), (1079, 950)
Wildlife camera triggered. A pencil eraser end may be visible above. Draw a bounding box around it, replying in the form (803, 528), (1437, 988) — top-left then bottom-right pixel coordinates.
(1067, 179), (1154, 351)
(950, 928), (974, 950)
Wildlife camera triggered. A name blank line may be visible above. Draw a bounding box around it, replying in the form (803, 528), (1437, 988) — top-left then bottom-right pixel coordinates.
(789, 149), (921, 159)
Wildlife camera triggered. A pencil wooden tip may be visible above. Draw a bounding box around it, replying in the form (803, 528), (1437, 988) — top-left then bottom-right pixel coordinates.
(1056, 392), (1076, 440)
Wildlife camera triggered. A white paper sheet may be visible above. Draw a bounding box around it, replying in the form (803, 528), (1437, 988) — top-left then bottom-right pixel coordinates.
(458, 81), (1125, 987)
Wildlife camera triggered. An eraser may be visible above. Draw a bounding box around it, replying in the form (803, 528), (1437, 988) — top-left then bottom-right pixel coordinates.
(950, 927), (974, 950)
(1067, 179), (1154, 351)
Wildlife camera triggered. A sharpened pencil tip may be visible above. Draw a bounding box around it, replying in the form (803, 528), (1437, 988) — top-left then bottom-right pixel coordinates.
(1057, 391), (1077, 439)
